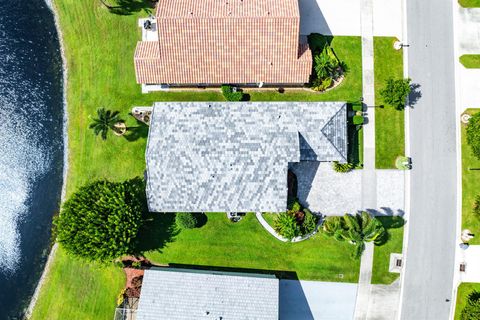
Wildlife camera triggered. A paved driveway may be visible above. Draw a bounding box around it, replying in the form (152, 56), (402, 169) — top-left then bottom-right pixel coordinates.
(280, 280), (358, 320)
(298, 0), (402, 37)
(290, 162), (404, 216)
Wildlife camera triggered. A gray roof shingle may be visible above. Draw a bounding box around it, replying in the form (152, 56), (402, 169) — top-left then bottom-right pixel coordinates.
(136, 268), (279, 320)
(146, 101), (347, 213)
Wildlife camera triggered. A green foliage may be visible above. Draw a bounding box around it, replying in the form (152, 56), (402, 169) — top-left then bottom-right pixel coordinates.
(351, 103), (363, 112)
(474, 196), (480, 217)
(332, 161), (354, 173)
(221, 85), (244, 101)
(322, 212), (386, 259)
(312, 77), (333, 92)
(461, 291), (480, 320)
(379, 78), (411, 110)
(89, 108), (122, 140)
(467, 112), (480, 160)
(175, 212), (198, 229)
(54, 178), (145, 262)
(274, 200), (319, 240)
(353, 115), (364, 125)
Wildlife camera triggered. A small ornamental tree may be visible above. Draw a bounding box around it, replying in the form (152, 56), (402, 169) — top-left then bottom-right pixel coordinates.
(461, 291), (480, 320)
(467, 112), (480, 160)
(55, 178), (145, 262)
(380, 78), (411, 110)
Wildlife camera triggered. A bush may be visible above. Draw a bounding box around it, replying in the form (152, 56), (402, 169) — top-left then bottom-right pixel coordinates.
(467, 112), (480, 160)
(312, 77), (333, 92)
(380, 78), (411, 110)
(461, 291), (480, 320)
(353, 115), (364, 125)
(301, 209), (318, 235)
(221, 85), (244, 101)
(351, 103), (363, 112)
(333, 161), (354, 173)
(175, 212), (198, 229)
(274, 200), (319, 240)
(273, 212), (300, 240)
(54, 178), (145, 262)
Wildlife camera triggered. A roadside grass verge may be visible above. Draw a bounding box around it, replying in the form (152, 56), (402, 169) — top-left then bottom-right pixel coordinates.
(458, 0), (480, 8)
(145, 213), (360, 282)
(32, 0), (364, 316)
(462, 109), (480, 245)
(371, 216), (405, 284)
(454, 283), (480, 319)
(460, 54), (480, 68)
(374, 37), (405, 169)
(30, 247), (124, 320)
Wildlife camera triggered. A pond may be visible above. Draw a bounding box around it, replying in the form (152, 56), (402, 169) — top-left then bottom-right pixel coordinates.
(0, 0), (64, 318)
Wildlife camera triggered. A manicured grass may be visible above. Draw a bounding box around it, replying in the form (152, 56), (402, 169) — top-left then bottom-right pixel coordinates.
(371, 216), (405, 284)
(459, 0), (480, 8)
(454, 283), (480, 319)
(374, 37), (405, 169)
(462, 109), (480, 245)
(30, 247), (124, 320)
(145, 213), (360, 282)
(460, 54), (480, 68)
(32, 0), (364, 316)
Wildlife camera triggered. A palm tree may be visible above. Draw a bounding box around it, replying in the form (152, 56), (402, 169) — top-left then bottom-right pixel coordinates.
(314, 45), (340, 80)
(322, 212), (386, 259)
(89, 108), (121, 140)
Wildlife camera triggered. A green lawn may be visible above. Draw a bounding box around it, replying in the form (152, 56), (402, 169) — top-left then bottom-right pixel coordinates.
(462, 109), (480, 244)
(371, 216), (405, 284)
(145, 213), (360, 282)
(454, 283), (480, 319)
(459, 0), (480, 7)
(30, 247), (124, 320)
(460, 54), (480, 68)
(374, 37), (405, 169)
(31, 0), (364, 316)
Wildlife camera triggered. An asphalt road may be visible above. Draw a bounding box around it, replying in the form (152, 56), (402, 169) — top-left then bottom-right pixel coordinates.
(400, 0), (458, 319)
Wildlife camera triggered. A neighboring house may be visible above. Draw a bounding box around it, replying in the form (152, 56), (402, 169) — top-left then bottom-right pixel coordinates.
(135, 268), (279, 320)
(145, 102), (347, 213)
(134, 0), (312, 92)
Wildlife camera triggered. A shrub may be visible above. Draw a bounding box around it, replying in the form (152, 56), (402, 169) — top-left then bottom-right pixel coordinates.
(175, 212), (198, 229)
(351, 103), (363, 112)
(301, 209), (318, 235)
(274, 212), (300, 240)
(380, 78), (411, 110)
(467, 112), (480, 160)
(312, 77), (333, 92)
(353, 115), (364, 125)
(461, 291), (480, 320)
(54, 178), (145, 262)
(333, 161), (354, 173)
(221, 85), (244, 101)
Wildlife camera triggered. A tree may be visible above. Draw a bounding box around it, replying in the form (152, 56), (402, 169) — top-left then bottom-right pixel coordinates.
(89, 108), (122, 140)
(54, 178), (145, 261)
(461, 291), (480, 320)
(467, 112), (480, 160)
(314, 46), (340, 81)
(322, 212), (386, 259)
(380, 78), (412, 110)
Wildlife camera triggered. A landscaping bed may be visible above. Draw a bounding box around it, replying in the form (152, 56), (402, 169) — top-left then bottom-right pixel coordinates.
(374, 37), (405, 169)
(460, 54), (480, 68)
(461, 109), (480, 245)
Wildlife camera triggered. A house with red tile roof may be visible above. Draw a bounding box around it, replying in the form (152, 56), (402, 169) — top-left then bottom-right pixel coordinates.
(134, 0), (312, 92)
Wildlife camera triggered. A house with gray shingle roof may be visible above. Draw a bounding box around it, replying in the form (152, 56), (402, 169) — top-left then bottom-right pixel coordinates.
(134, 0), (311, 91)
(145, 101), (347, 213)
(136, 268), (279, 320)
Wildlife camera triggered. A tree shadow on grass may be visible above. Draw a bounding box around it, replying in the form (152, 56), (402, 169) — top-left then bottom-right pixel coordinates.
(375, 216), (406, 246)
(124, 117), (149, 142)
(194, 213), (208, 228)
(108, 0), (155, 15)
(134, 212), (179, 255)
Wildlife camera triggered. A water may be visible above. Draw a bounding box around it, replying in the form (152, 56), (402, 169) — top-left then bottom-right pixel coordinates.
(0, 0), (64, 318)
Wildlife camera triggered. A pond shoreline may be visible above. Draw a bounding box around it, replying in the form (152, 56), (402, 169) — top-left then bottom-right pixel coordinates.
(24, 0), (69, 317)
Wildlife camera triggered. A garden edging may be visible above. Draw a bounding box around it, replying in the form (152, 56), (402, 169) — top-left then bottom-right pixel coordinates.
(255, 212), (319, 243)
